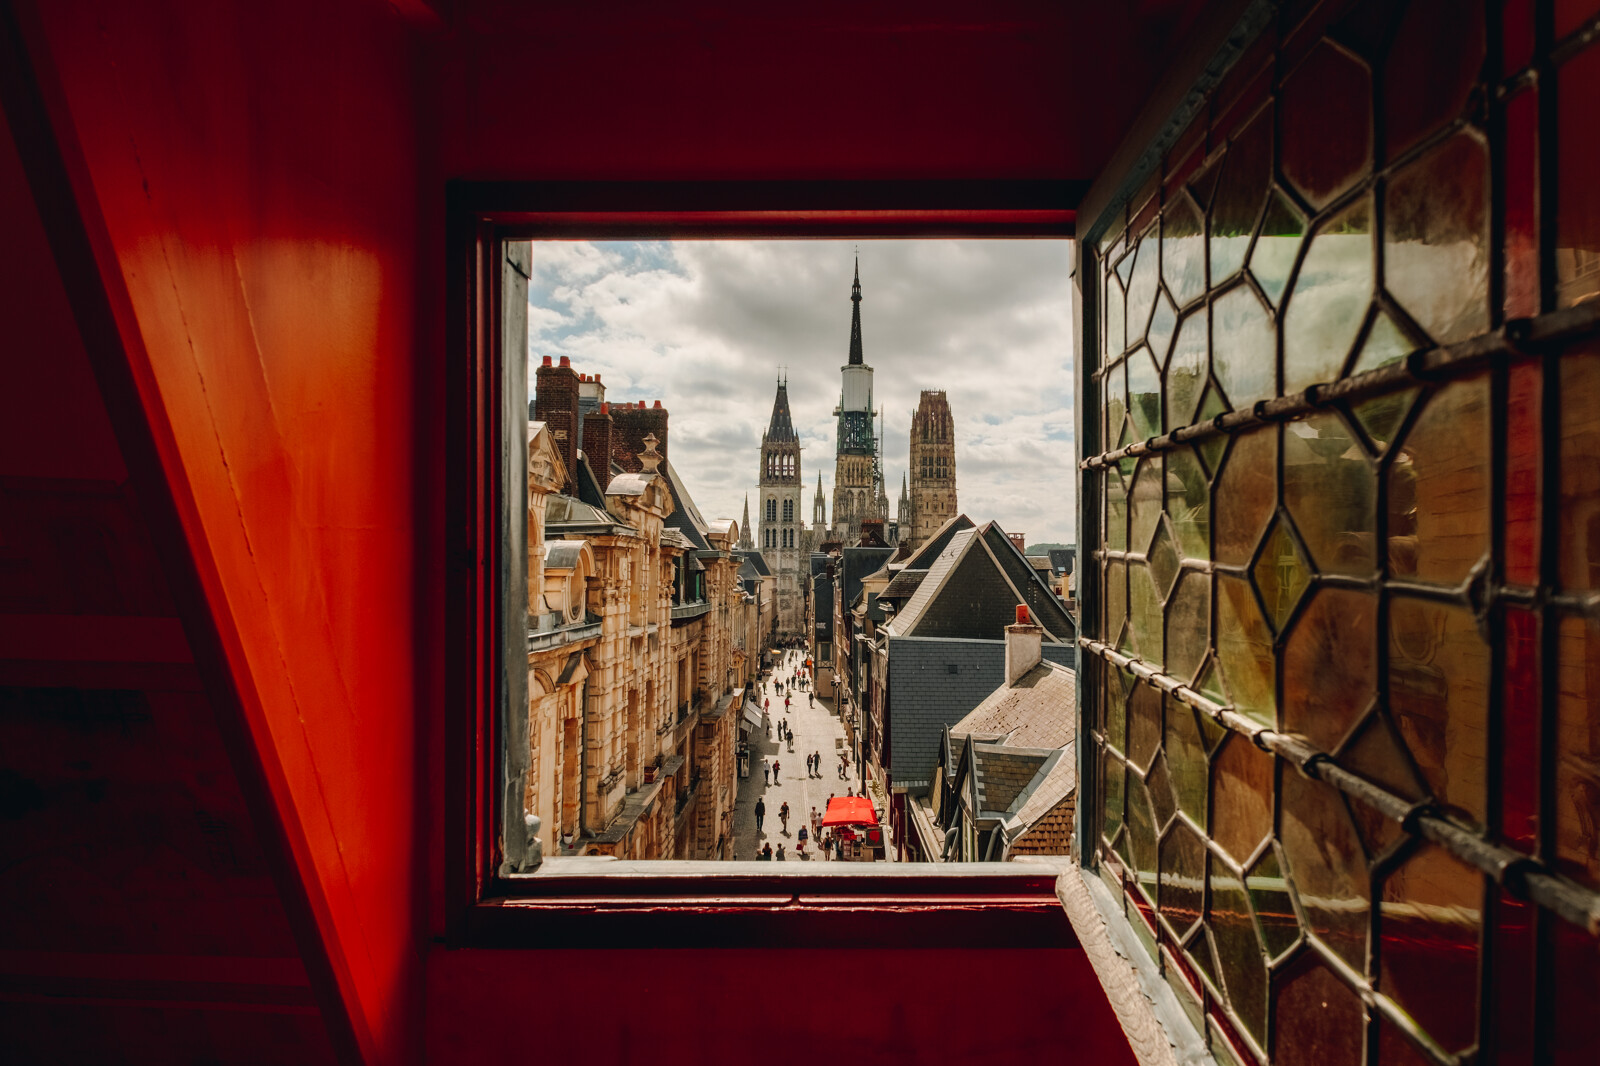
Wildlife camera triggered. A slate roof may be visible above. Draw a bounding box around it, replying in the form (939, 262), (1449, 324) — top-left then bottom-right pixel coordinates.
(573, 450), (609, 509)
(741, 551), (772, 578)
(764, 381), (797, 442)
(661, 459), (711, 550)
(839, 547), (894, 613)
(881, 568), (927, 601)
(1048, 549), (1075, 576)
(545, 493), (620, 531)
(883, 522), (1075, 642)
(903, 513), (975, 570)
(885, 635), (1075, 791)
(948, 659), (1077, 752)
(973, 747), (1050, 813)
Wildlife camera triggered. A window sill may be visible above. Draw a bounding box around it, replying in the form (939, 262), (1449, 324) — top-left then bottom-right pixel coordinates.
(466, 861), (1079, 948)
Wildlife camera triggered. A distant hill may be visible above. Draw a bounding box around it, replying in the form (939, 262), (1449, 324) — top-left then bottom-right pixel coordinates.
(1024, 542), (1073, 557)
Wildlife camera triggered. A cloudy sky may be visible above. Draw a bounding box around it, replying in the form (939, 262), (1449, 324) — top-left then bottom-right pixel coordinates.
(524, 239), (1078, 546)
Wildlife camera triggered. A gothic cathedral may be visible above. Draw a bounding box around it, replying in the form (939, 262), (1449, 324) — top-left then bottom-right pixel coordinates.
(907, 390), (958, 548)
(758, 376), (805, 638)
(829, 260), (887, 543)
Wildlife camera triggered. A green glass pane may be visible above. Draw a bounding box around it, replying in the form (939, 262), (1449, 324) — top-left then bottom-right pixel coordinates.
(1388, 373), (1490, 586)
(1149, 289), (1178, 366)
(1251, 517), (1310, 632)
(1148, 517), (1180, 601)
(1104, 659), (1130, 753)
(1147, 752), (1177, 830)
(1128, 346), (1162, 440)
(1247, 846), (1300, 959)
(1284, 410), (1377, 575)
(1281, 771), (1370, 971)
(1211, 862), (1268, 1044)
(1214, 284), (1276, 411)
(1107, 273), (1127, 355)
(1105, 466), (1128, 552)
(1195, 669), (1228, 738)
(1351, 388), (1418, 452)
(1127, 773), (1159, 898)
(1164, 955), (1206, 1037)
(1188, 927), (1222, 994)
(1284, 196), (1373, 395)
(1251, 189), (1305, 307)
(1159, 821), (1206, 938)
(1197, 386), (1230, 472)
(1389, 596), (1490, 828)
(1117, 416), (1132, 450)
(1379, 844), (1484, 1052)
(1166, 309), (1208, 428)
(1127, 233), (1160, 342)
(1166, 447), (1210, 560)
(1214, 427), (1276, 567)
(1283, 588), (1377, 753)
(1129, 458), (1162, 552)
(1104, 359), (1128, 444)
(1129, 564), (1165, 668)
(1165, 696), (1208, 827)
(1385, 130), (1490, 345)
(1349, 307), (1417, 377)
(1216, 574), (1276, 726)
(1166, 572), (1209, 687)
(1104, 559), (1128, 650)
(1163, 194), (1207, 307)
(1103, 751), (1126, 839)
(1128, 679), (1163, 771)
(1212, 112), (1271, 282)
(1213, 733), (1274, 863)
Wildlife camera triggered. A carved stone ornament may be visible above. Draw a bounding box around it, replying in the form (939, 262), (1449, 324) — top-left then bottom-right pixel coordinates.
(639, 432), (662, 474)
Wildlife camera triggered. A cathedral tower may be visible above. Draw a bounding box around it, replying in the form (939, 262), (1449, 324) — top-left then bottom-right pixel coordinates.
(759, 375), (805, 637)
(908, 390), (958, 548)
(831, 259), (883, 544)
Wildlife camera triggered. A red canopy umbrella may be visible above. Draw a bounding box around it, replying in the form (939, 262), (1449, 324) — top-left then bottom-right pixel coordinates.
(820, 795), (878, 828)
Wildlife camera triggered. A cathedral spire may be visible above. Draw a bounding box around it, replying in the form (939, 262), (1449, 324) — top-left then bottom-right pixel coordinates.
(847, 257), (864, 366)
(765, 375), (797, 442)
(739, 494), (753, 550)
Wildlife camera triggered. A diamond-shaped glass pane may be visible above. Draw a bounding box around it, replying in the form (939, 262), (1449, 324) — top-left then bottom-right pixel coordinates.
(1252, 517), (1310, 632)
(1284, 411), (1377, 575)
(1387, 373), (1490, 585)
(1252, 189), (1305, 308)
(1166, 448), (1210, 560)
(1284, 588), (1377, 753)
(1163, 194), (1207, 306)
(1284, 196), (1374, 395)
(1167, 309), (1208, 429)
(1389, 596), (1490, 828)
(1213, 732), (1273, 863)
(1214, 284), (1275, 410)
(1148, 752), (1177, 830)
(1105, 465), (1128, 552)
(1247, 846), (1300, 960)
(1282, 772), (1370, 971)
(1212, 112), (1271, 281)
(1211, 862), (1268, 1044)
(1216, 573), (1276, 726)
(1129, 563), (1165, 668)
(1166, 572), (1209, 686)
(1128, 347), (1162, 440)
(1214, 427), (1276, 567)
(1160, 822), (1206, 941)
(1104, 359), (1128, 442)
(1127, 232), (1161, 342)
(1149, 288), (1178, 366)
(1165, 696), (1208, 826)
(1148, 517), (1180, 599)
(1196, 386), (1230, 472)
(1107, 273), (1127, 355)
(1129, 459), (1162, 552)
(1103, 752), (1126, 839)
(1350, 306), (1416, 377)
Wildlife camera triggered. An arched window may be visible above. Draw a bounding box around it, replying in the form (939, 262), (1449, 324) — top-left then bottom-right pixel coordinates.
(783, 500), (794, 522)
(766, 498), (777, 522)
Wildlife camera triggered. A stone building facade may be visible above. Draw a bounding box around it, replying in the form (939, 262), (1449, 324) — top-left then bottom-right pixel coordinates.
(907, 390), (957, 549)
(829, 261), (886, 544)
(757, 378), (806, 639)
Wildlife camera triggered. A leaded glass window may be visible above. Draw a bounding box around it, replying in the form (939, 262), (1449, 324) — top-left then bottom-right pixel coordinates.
(1080, 3), (1600, 1064)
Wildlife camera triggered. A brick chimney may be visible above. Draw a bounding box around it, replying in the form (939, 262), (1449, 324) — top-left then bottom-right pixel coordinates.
(534, 355), (581, 491)
(858, 519), (887, 547)
(581, 400), (615, 473)
(611, 402), (669, 473)
(1008, 531), (1026, 554)
(1005, 604), (1042, 687)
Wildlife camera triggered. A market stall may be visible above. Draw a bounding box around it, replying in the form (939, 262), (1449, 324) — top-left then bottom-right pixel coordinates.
(819, 795), (884, 861)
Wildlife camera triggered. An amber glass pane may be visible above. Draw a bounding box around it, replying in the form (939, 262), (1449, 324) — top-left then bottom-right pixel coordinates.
(1388, 373), (1491, 585)
(1128, 346), (1162, 441)
(1149, 752), (1176, 832)
(1384, 0), (1485, 159)
(1247, 846), (1300, 958)
(1127, 231), (1161, 343)
(1166, 697), (1208, 826)
(1105, 558), (1128, 650)
(1252, 190), (1304, 308)
(1105, 660), (1130, 754)
(1280, 40), (1372, 210)
(1502, 607), (1539, 852)
(1214, 427), (1276, 566)
(1106, 465), (1128, 553)
(1210, 863), (1267, 1044)
(1390, 597), (1490, 828)
(1127, 772), (1159, 899)
(1555, 615), (1600, 890)
(1129, 458), (1162, 552)
(1379, 843), (1483, 1052)
(1128, 678), (1163, 772)
(1150, 289), (1178, 366)
(1556, 44), (1600, 308)
(1212, 111), (1272, 281)
(1129, 563), (1165, 667)
(1166, 447), (1210, 560)
(1166, 572), (1209, 686)
(1284, 411), (1377, 575)
(1216, 574), (1276, 726)
(1342, 712), (1428, 856)
(1252, 517), (1310, 632)
(1272, 955), (1365, 1066)
(1559, 344), (1600, 590)
(1284, 588), (1376, 753)
(1385, 130), (1491, 345)
(1505, 88), (1539, 320)
(1107, 272), (1127, 355)
(1213, 284), (1276, 409)
(1281, 771), (1370, 970)
(1159, 821), (1206, 937)
(1212, 734), (1273, 864)
(1167, 309), (1208, 428)
(1103, 750), (1126, 840)
(1506, 358), (1541, 585)
(1285, 197), (1373, 394)
(1163, 195), (1206, 307)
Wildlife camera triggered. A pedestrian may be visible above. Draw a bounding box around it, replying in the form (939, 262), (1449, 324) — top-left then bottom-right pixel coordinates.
(765, 721), (771, 740)
(755, 798), (765, 832)
(760, 843), (773, 861)
(798, 824), (808, 849)
(776, 843), (786, 861)
(811, 806), (819, 836)
(808, 692), (814, 707)
(763, 760), (770, 785)
(847, 787), (854, 797)
(779, 801), (790, 834)
(764, 697), (769, 712)
(813, 750), (821, 775)
(773, 759), (780, 782)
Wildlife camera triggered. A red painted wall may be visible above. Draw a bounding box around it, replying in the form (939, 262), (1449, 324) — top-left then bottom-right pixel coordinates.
(6, 1), (1211, 1062)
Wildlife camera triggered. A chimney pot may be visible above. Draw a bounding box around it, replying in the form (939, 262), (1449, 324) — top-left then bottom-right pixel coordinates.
(653, 400), (663, 409)
(559, 356), (571, 368)
(600, 402), (609, 414)
(1015, 604), (1030, 625)
(541, 355), (553, 367)
(595, 374), (601, 382)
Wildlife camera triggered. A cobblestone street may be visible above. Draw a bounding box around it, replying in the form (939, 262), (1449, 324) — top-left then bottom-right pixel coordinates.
(732, 646), (863, 861)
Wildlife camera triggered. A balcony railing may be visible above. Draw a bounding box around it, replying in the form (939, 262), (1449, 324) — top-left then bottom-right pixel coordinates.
(670, 598), (711, 621)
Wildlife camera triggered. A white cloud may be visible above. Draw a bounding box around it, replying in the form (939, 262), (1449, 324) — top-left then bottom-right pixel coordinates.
(526, 239), (1079, 546)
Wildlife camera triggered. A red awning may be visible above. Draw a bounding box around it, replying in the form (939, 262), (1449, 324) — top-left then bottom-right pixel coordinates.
(820, 795), (878, 828)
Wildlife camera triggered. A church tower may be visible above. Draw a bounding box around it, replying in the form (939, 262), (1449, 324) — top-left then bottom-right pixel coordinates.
(908, 390), (958, 549)
(739, 494), (753, 551)
(830, 259), (881, 544)
(759, 375), (804, 638)
(813, 472), (827, 531)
